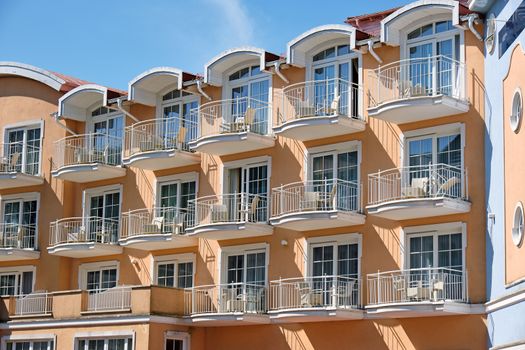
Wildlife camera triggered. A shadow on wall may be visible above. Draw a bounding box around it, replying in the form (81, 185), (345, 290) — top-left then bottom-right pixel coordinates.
(133, 168), (155, 208)
(197, 238), (217, 284)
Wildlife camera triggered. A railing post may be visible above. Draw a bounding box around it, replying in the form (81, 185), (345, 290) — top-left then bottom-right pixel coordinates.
(377, 270), (381, 304)
(431, 56), (437, 96)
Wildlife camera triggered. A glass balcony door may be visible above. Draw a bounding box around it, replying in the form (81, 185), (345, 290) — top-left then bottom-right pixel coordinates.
(86, 267), (117, 292)
(229, 78), (269, 135)
(6, 127), (41, 175)
(2, 199), (37, 248)
(88, 191), (120, 243)
(92, 114), (123, 165)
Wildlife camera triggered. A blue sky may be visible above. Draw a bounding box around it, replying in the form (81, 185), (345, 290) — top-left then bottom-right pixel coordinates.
(0, 0), (410, 90)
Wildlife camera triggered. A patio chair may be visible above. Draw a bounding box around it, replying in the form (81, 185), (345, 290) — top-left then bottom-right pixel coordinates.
(1, 151), (20, 172)
(436, 176), (461, 197)
(329, 95), (341, 115)
(297, 281), (323, 307)
(300, 192), (320, 211)
(402, 177), (429, 198)
(142, 216), (164, 234)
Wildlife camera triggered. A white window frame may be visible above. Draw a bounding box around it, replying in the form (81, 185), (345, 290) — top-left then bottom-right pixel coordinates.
(82, 184), (123, 225)
(165, 331), (190, 350)
(1, 334), (56, 350)
(401, 222), (467, 271)
(219, 243), (269, 286)
(78, 260), (119, 290)
(510, 87), (523, 133)
(2, 120), (44, 176)
(0, 192), (40, 249)
(86, 103), (123, 134)
(305, 233), (362, 278)
(154, 172), (199, 209)
(0, 265), (36, 296)
(157, 85), (200, 121)
(152, 253), (195, 288)
(221, 156), (272, 195)
(73, 331), (134, 350)
(306, 141), (362, 184)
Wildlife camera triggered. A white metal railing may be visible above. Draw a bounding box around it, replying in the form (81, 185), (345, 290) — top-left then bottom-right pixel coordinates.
(188, 193), (268, 228)
(271, 179), (362, 218)
(368, 55), (467, 107)
(367, 267), (467, 305)
(368, 163), (467, 206)
(0, 223), (36, 249)
(269, 275), (360, 311)
(121, 207), (190, 239)
(53, 133), (122, 170)
(85, 286), (131, 312)
(192, 97), (270, 139)
(49, 216), (119, 246)
(0, 141), (41, 175)
(184, 283), (266, 315)
(124, 116), (198, 158)
(14, 291), (52, 316)
(278, 78), (363, 125)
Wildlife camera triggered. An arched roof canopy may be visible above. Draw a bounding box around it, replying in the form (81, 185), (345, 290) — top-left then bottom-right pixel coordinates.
(128, 67), (195, 106)
(381, 0), (471, 46)
(0, 61), (66, 91)
(286, 24), (363, 67)
(58, 84), (121, 121)
(204, 47), (279, 86)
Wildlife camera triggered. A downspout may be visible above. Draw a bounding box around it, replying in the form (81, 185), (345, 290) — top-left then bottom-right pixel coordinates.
(273, 61), (289, 84)
(464, 13), (483, 41)
(50, 112), (77, 135)
(109, 97), (139, 123)
(196, 79), (212, 101)
(368, 40), (383, 64)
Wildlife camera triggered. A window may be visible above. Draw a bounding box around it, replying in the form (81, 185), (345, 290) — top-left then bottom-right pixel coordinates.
(158, 180), (196, 210)
(6, 339), (54, 350)
(165, 332), (189, 350)
(3, 125), (42, 175)
(89, 106), (123, 165)
(80, 262), (118, 292)
(498, 1), (525, 58)
(1, 196), (38, 249)
(155, 260), (193, 288)
(77, 337), (132, 350)
(408, 231), (463, 271)
(510, 88), (522, 133)
(512, 202), (524, 247)
(166, 339), (184, 350)
(85, 187), (121, 243)
(223, 248), (266, 286)
(160, 90), (198, 150)
(0, 269), (33, 296)
(228, 66), (261, 81)
(312, 45), (351, 62)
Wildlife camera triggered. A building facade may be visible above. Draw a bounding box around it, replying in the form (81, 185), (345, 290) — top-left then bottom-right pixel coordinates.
(0, 0), (500, 348)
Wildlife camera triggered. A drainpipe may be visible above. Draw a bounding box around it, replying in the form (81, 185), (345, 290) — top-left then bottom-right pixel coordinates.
(368, 40), (383, 64)
(273, 61), (289, 84)
(50, 112), (77, 135)
(463, 13), (483, 41)
(196, 79), (212, 101)
(107, 97), (139, 123)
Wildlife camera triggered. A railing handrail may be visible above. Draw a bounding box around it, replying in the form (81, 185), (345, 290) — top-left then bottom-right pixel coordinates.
(370, 55), (465, 73)
(122, 206), (188, 216)
(51, 216), (119, 225)
(272, 178), (359, 192)
(54, 132), (122, 144)
(368, 163), (464, 177)
(270, 275), (359, 284)
(190, 192), (267, 204)
(185, 282), (265, 291)
(282, 77), (360, 93)
(367, 267), (465, 279)
(0, 141), (41, 149)
(125, 116), (198, 131)
(198, 96), (270, 112)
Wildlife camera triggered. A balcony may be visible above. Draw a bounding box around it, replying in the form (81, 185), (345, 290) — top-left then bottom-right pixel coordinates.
(188, 97), (274, 156)
(0, 142), (44, 189)
(274, 79), (365, 141)
(122, 116), (200, 170)
(51, 133), (126, 182)
(268, 275), (363, 322)
(47, 217), (122, 257)
(187, 193), (273, 240)
(184, 283), (269, 326)
(81, 286), (132, 314)
(366, 267), (477, 317)
(367, 163), (470, 220)
(270, 179), (365, 231)
(8, 292), (52, 318)
(367, 56), (469, 124)
(0, 223), (39, 261)
(119, 207), (197, 250)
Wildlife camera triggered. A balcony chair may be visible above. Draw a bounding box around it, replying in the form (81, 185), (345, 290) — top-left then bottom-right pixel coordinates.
(436, 176), (461, 197)
(139, 133), (165, 152)
(74, 145), (108, 164)
(295, 99), (316, 118)
(402, 177), (429, 198)
(175, 126), (187, 150)
(320, 185), (337, 210)
(300, 192), (320, 211)
(210, 204), (228, 223)
(222, 288), (244, 313)
(334, 279), (356, 308)
(393, 275), (407, 302)
(142, 216), (164, 234)
(67, 226), (86, 243)
(241, 195), (260, 222)
(407, 280), (431, 301)
(328, 95), (341, 115)
(0, 151), (20, 173)
(297, 281), (323, 307)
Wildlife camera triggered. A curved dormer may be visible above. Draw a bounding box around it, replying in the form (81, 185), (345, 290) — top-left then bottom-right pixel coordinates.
(274, 25), (366, 141)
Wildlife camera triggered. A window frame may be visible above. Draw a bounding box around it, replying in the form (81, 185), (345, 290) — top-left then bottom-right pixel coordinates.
(164, 331), (190, 350)
(219, 243), (269, 286)
(306, 141), (361, 184)
(510, 87), (523, 133)
(152, 253), (195, 288)
(87, 104), (124, 136)
(0, 265), (35, 297)
(1, 334), (56, 350)
(157, 86), (199, 121)
(2, 120), (44, 176)
(512, 202), (524, 247)
(78, 261), (119, 290)
(0, 192), (40, 250)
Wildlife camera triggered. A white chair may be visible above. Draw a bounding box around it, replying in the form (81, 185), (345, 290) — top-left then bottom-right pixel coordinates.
(300, 192), (319, 211)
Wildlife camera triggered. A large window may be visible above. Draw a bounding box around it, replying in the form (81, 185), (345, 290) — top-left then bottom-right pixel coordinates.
(408, 231), (463, 271)
(0, 268), (33, 296)
(85, 187), (121, 243)
(161, 89), (199, 149)
(2, 125), (42, 175)
(154, 255), (194, 289)
(80, 262), (118, 292)
(76, 337), (132, 350)
(6, 339), (54, 350)
(90, 107), (123, 165)
(1, 196), (37, 249)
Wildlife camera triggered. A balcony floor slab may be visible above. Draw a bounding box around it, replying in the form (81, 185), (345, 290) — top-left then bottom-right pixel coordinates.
(186, 312), (270, 326)
(273, 115), (365, 141)
(268, 307), (364, 323)
(118, 233), (198, 250)
(187, 222), (273, 240)
(366, 197), (471, 220)
(0, 173), (44, 189)
(0, 248), (40, 261)
(47, 242), (122, 258)
(189, 132), (274, 156)
(122, 149), (200, 171)
(52, 164), (126, 183)
(365, 301), (485, 318)
(270, 210), (365, 231)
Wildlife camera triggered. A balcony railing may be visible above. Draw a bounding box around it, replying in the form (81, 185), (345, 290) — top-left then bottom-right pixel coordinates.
(269, 275), (360, 311)
(271, 179), (361, 218)
(53, 133), (122, 170)
(278, 78), (363, 125)
(192, 97), (270, 138)
(0, 141), (41, 175)
(124, 116), (198, 158)
(13, 291), (52, 316)
(188, 193), (268, 227)
(184, 283), (266, 315)
(121, 207), (190, 239)
(368, 163), (467, 206)
(0, 223), (36, 249)
(367, 267), (467, 305)
(368, 55), (466, 108)
(49, 217), (119, 246)
(84, 286), (131, 312)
